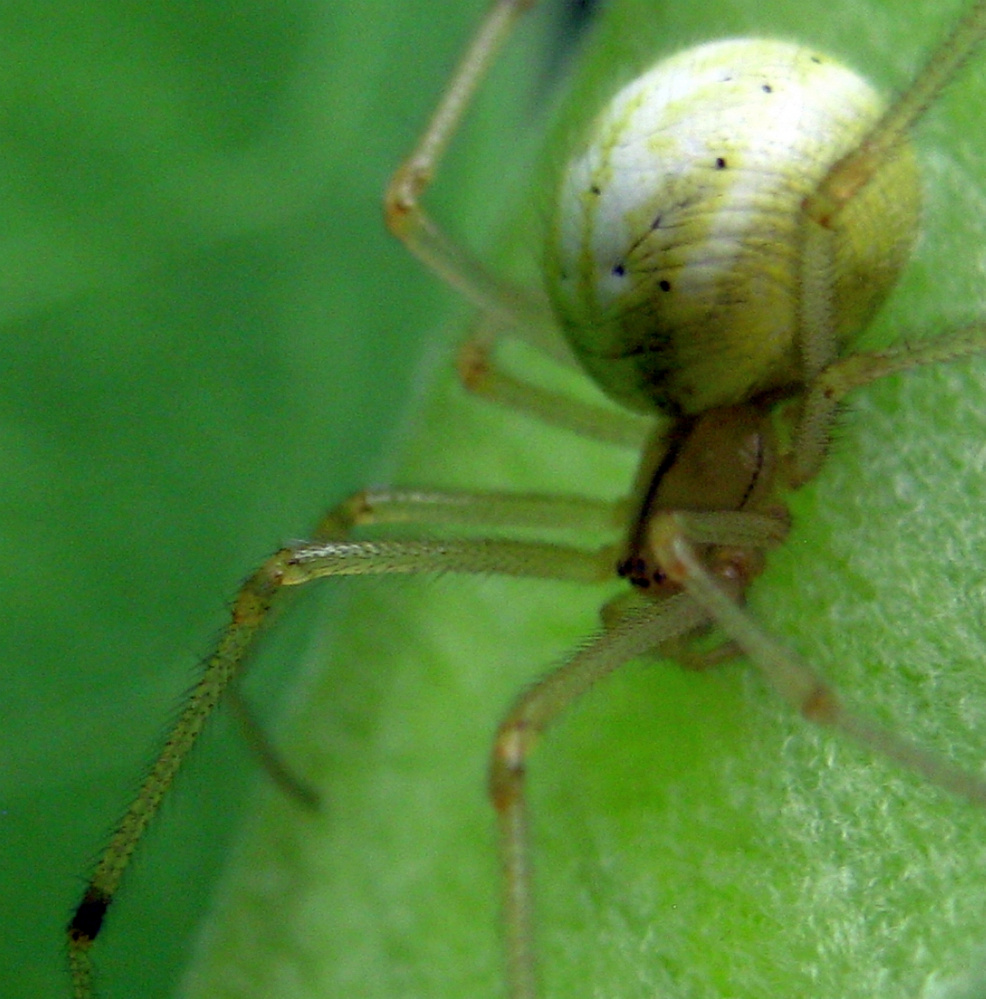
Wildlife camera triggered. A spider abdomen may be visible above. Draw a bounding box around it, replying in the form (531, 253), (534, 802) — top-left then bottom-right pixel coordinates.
(545, 38), (920, 416)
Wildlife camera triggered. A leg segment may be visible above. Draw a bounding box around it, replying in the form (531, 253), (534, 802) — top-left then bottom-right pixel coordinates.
(246, 486), (623, 802)
(457, 334), (654, 448)
(650, 512), (986, 808)
(793, 321), (986, 483)
(384, 0), (556, 333)
(226, 684), (320, 810)
(67, 548), (294, 999)
(805, 0), (986, 228)
(315, 486), (626, 537)
(489, 593), (711, 999)
(281, 536), (614, 587)
(66, 489), (620, 999)
(793, 3), (986, 483)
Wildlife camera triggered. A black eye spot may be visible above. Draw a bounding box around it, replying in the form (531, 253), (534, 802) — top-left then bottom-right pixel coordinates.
(810, 55), (821, 64)
(715, 157), (727, 169)
(612, 263), (626, 277)
(589, 184), (601, 195)
(659, 279), (671, 292)
(762, 83), (773, 93)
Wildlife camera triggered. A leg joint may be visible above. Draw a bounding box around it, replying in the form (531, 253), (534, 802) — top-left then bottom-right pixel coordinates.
(383, 162), (426, 239)
(489, 721), (533, 812)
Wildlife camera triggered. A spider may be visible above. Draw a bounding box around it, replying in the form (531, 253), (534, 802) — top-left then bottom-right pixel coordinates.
(67, 1), (986, 997)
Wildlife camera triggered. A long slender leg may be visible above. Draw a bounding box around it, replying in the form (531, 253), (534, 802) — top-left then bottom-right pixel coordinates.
(457, 334), (654, 448)
(806, 0), (986, 228)
(792, 3), (986, 481)
(66, 515), (616, 998)
(387, 2), (652, 447)
(67, 550), (293, 999)
(384, 0), (556, 333)
(793, 322), (986, 483)
(650, 512), (986, 808)
(280, 536), (614, 586)
(655, 509), (790, 550)
(489, 593), (712, 999)
(314, 487), (626, 537)
(225, 685), (320, 810)
(238, 487), (625, 802)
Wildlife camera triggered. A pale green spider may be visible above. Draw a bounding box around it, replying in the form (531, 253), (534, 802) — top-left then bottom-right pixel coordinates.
(68, 1), (986, 997)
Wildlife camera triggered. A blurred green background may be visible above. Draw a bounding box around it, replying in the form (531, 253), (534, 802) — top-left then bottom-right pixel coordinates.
(8, 2), (986, 999)
(0, 1), (499, 996)
(2, 2), (585, 997)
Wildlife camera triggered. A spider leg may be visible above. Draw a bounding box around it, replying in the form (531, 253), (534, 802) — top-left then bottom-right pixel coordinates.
(792, 3), (986, 483)
(385, 0), (557, 333)
(489, 592), (712, 999)
(806, 0), (986, 230)
(66, 487), (620, 999)
(793, 320), (986, 483)
(650, 511), (986, 808)
(456, 332), (654, 447)
(314, 486), (625, 539)
(234, 486), (626, 807)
